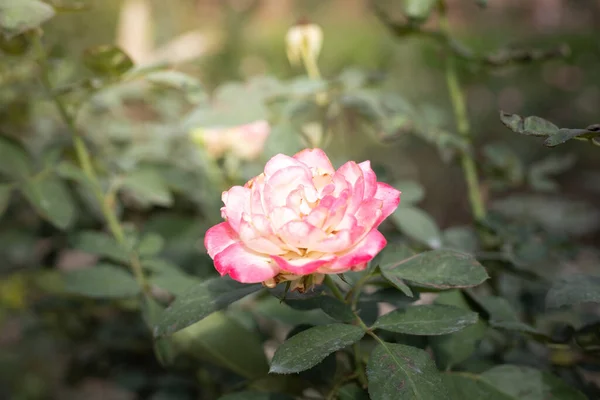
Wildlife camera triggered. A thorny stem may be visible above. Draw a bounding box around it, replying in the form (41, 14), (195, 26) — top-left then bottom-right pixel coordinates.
(33, 32), (150, 294)
(438, 2), (486, 221)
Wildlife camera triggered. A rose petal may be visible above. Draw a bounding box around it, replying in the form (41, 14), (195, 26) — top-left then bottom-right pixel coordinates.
(323, 230), (387, 273)
(293, 148), (335, 174)
(264, 154), (309, 177)
(264, 166), (314, 209)
(278, 220), (326, 249)
(310, 230), (352, 253)
(204, 222), (239, 259)
(374, 182), (401, 220)
(355, 198), (384, 232)
(239, 218), (287, 255)
(214, 243), (279, 283)
(221, 186), (251, 232)
(358, 161), (377, 199)
(271, 254), (335, 275)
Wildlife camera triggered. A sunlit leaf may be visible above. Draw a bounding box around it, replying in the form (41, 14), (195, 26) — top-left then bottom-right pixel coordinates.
(154, 277), (262, 337)
(0, 0), (55, 36)
(83, 44), (134, 77)
(173, 311), (269, 379)
(392, 206), (442, 249)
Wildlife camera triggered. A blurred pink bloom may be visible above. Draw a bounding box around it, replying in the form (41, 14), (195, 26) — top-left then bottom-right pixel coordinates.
(191, 120), (270, 161)
(204, 148), (401, 290)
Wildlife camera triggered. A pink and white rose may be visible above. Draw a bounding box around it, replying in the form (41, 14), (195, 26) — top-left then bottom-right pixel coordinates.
(190, 120), (270, 161)
(204, 148), (401, 290)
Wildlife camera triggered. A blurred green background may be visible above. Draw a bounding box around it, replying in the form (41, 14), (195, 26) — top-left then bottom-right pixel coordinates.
(1, 0), (600, 399)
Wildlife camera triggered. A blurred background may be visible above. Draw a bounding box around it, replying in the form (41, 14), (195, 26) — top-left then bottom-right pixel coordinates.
(1, 0), (600, 399)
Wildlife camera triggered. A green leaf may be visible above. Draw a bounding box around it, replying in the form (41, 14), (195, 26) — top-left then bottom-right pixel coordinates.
(481, 365), (586, 400)
(393, 180), (425, 205)
(402, 0), (438, 22)
(137, 232), (164, 257)
(379, 243), (416, 297)
(338, 383), (370, 400)
(0, 184), (12, 218)
(121, 168), (173, 207)
(442, 226), (480, 253)
(499, 111), (599, 147)
(173, 311), (269, 379)
(392, 206), (442, 248)
(429, 291), (487, 369)
(367, 343), (450, 400)
(442, 374), (513, 400)
(528, 154), (576, 192)
(255, 296), (335, 326)
(0, 0), (55, 36)
(0, 137), (32, 180)
(546, 274), (600, 309)
(72, 231), (130, 263)
(379, 249), (488, 290)
(269, 324), (365, 374)
(83, 44), (134, 77)
(499, 112), (559, 137)
(62, 264), (140, 298)
(373, 304), (478, 335)
(319, 296), (355, 323)
(151, 272), (202, 297)
(144, 70), (207, 104)
(21, 176), (75, 229)
(154, 277), (263, 337)
(218, 392), (294, 400)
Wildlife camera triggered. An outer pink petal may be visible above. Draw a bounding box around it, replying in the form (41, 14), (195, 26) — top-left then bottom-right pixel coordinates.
(374, 182), (401, 220)
(293, 148), (335, 174)
(324, 230), (387, 273)
(214, 243), (279, 283)
(204, 222), (239, 259)
(271, 254), (335, 275)
(358, 161), (378, 199)
(264, 154), (309, 177)
(221, 186), (251, 232)
(355, 198), (384, 232)
(335, 162), (365, 214)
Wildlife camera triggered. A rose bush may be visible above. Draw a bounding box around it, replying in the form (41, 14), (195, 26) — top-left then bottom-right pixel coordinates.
(204, 148), (401, 288)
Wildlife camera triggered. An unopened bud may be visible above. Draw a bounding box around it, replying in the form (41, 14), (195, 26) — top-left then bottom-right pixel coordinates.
(285, 20), (323, 67)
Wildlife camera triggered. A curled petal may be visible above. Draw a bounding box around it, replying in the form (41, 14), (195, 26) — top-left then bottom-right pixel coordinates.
(374, 182), (401, 220)
(204, 222), (238, 259)
(310, 230), (352, 253)
(323, 230), (387, 273)
(239, 218), (287, 255)
(264, 154), (309, 177)
(293, 148), (335, 174)
(214, 243), (279, 283)
(270, 206), (300, 231)
(279, 220), (326, 249)
(271, 254), (335, 275)
(355, 198), (384, 233)
(221, 186), (251, 232)
(264, 166), (314, 209)
(358, 161), (378, 199)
